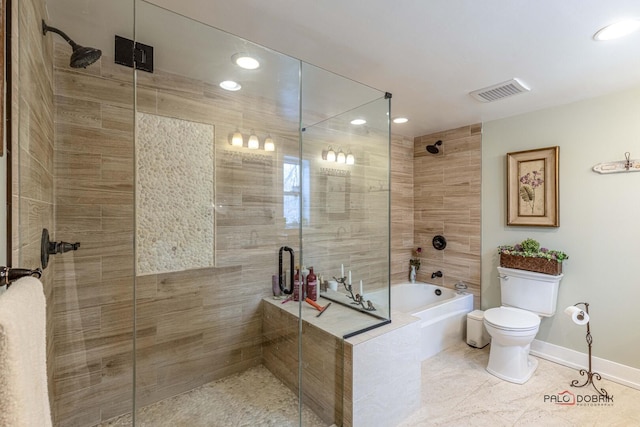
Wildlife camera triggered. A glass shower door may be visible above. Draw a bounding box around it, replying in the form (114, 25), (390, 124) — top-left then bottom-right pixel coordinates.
(17, 1), (137, 425)
(133, 2), (309, 425)
(132, 3), (391, 426)
(297, 63), (391, 426)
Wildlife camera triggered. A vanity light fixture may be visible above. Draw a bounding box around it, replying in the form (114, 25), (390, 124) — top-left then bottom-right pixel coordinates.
(248, 132), (260, 149)
(232, 52), (260, 69)
(231, 131), (244, 147)
(346, 150), (355, 165)
(350, 119), (366, 125)
(220, 80), (241, 91)
(326, 146), (336, 162)
(393, 117), (409, 124)
(337, 148), (346, 164)
(264, 135), (275, 151)
(593, 19), (640, 41)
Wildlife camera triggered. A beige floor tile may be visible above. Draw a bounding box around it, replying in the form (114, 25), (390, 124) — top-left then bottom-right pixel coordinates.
(400, 341), (639, 427)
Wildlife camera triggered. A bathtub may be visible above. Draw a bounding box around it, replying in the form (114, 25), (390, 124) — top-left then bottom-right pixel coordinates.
(370, 282), (474, 360)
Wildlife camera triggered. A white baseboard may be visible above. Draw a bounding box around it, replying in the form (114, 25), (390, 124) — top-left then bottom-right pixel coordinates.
(531, 339), (640, 391)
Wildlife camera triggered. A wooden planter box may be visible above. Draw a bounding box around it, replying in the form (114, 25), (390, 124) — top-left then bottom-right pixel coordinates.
(500, 253), (562, 276)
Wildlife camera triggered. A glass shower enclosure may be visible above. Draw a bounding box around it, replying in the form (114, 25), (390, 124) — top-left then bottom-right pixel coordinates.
(15, 0), (391, 425)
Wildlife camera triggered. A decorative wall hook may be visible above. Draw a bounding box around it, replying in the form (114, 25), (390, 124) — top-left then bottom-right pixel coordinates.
(592, 151), (640, 174)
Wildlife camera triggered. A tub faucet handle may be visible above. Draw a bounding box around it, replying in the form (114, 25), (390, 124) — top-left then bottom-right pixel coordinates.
(431, 270), (443, 279)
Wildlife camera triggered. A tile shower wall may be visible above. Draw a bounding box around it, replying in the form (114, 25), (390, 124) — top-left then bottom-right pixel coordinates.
(52, 42), (135, 426)
(391, 134), (415, 283)
(10, 0), (56, 414)
(413, 124), (482, 308)
(135, 113), (215, 275)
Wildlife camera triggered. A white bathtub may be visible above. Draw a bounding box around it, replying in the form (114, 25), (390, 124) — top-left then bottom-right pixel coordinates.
(370, 282), (474, 360)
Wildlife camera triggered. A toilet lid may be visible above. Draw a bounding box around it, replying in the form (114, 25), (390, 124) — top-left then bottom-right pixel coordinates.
(484, 307), (540, 330)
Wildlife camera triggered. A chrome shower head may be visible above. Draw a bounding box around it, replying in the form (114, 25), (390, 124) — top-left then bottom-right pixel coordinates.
(426, 140), (443, 154)
(42, 20), (102, 68)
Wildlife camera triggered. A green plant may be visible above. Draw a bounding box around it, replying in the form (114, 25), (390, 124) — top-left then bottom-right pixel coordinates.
(498, 238), (568, 263)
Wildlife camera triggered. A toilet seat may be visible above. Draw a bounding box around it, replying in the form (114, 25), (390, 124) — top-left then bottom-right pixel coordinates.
(484, 307), (540, 331)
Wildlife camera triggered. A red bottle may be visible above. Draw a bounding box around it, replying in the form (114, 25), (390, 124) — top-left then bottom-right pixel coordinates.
(306, 267), (317, 301)
(293, 267), (302, 301)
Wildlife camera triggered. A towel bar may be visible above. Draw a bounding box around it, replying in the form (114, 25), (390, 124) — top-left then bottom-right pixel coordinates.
(0, 266), (43, 287)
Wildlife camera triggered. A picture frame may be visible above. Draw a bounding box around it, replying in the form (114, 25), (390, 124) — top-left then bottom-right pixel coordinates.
(507, 146), (559, 227)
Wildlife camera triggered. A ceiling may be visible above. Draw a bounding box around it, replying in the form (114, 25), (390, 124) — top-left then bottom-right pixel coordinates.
(47, 0), (640, 138)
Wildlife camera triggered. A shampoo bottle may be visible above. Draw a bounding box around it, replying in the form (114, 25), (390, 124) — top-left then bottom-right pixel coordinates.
(307, 267), (317, 301)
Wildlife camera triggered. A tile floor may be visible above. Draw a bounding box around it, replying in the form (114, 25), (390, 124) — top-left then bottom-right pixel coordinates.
(99, 365), (326, 427)
(100, 342), (640, 426)
(399, 342), (640, 426)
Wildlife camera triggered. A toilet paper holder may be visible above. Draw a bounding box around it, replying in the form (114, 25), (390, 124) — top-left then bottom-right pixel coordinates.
(565, 302), (608, 397)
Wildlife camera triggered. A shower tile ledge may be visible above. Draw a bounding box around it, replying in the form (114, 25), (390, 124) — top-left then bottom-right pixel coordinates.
(262, 296), (421, 427)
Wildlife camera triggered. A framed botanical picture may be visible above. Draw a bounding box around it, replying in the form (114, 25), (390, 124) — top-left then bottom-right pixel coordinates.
(507, 146), (559, 227)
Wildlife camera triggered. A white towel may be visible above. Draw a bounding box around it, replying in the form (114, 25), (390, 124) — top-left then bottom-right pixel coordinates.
(0, 277), (52, 427)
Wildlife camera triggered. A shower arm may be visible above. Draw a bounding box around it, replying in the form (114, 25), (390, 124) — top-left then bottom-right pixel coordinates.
(42, 20), (80, 50)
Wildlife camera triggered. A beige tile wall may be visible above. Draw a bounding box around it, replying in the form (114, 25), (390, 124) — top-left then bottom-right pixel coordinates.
(262, 302), (344, 425)
(11, 0), (56, 417)
(391, 134), (415, 283)
(52, 44), (136, 427)
(413, 124), (482, 308)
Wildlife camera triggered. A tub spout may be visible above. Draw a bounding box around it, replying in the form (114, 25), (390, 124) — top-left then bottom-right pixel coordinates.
(431, 270), (443, 279)
(455, 281), (468, 293)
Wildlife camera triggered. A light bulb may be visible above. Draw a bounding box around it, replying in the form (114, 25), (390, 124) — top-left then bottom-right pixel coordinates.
(232, 53), (260, 69)
(337, 149), (346, 164)
(327, 147), (336, 162)
(248, 133), (260, 149)
(231, 131), (244, 147)
(594, 19), (640, 41)
(220, 80), (241, 91)
(264, 135), (275, 151)
(346, 152), (355, 165)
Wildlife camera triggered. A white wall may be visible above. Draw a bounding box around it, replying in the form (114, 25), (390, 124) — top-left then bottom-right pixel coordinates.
(482, 86), (640, 369)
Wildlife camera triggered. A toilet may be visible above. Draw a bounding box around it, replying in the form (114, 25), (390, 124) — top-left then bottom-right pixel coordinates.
(484, 266), (563, 384)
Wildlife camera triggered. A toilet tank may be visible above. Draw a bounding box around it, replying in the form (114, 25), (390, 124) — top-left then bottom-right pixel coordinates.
(498, 266), (564, 317)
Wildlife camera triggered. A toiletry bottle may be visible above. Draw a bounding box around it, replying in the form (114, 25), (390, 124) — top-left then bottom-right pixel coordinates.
(272, 274), (281, 298)
(307, 267), (317, 301)
(293, 267), (302, 301)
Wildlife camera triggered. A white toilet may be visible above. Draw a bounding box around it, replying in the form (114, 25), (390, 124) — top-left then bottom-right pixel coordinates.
(484, 266), (563, 384)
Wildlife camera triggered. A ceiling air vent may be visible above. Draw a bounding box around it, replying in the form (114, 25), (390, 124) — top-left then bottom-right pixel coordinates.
(469, 78), (530, 102)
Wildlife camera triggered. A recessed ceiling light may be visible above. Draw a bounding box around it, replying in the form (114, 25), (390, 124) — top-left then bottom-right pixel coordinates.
(350, 119), (366, 125)
(219, 80), (241, 91)
(393, 117), (409, 124)
(232, 53), (260, 70)
(593, 19), (640, 41)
